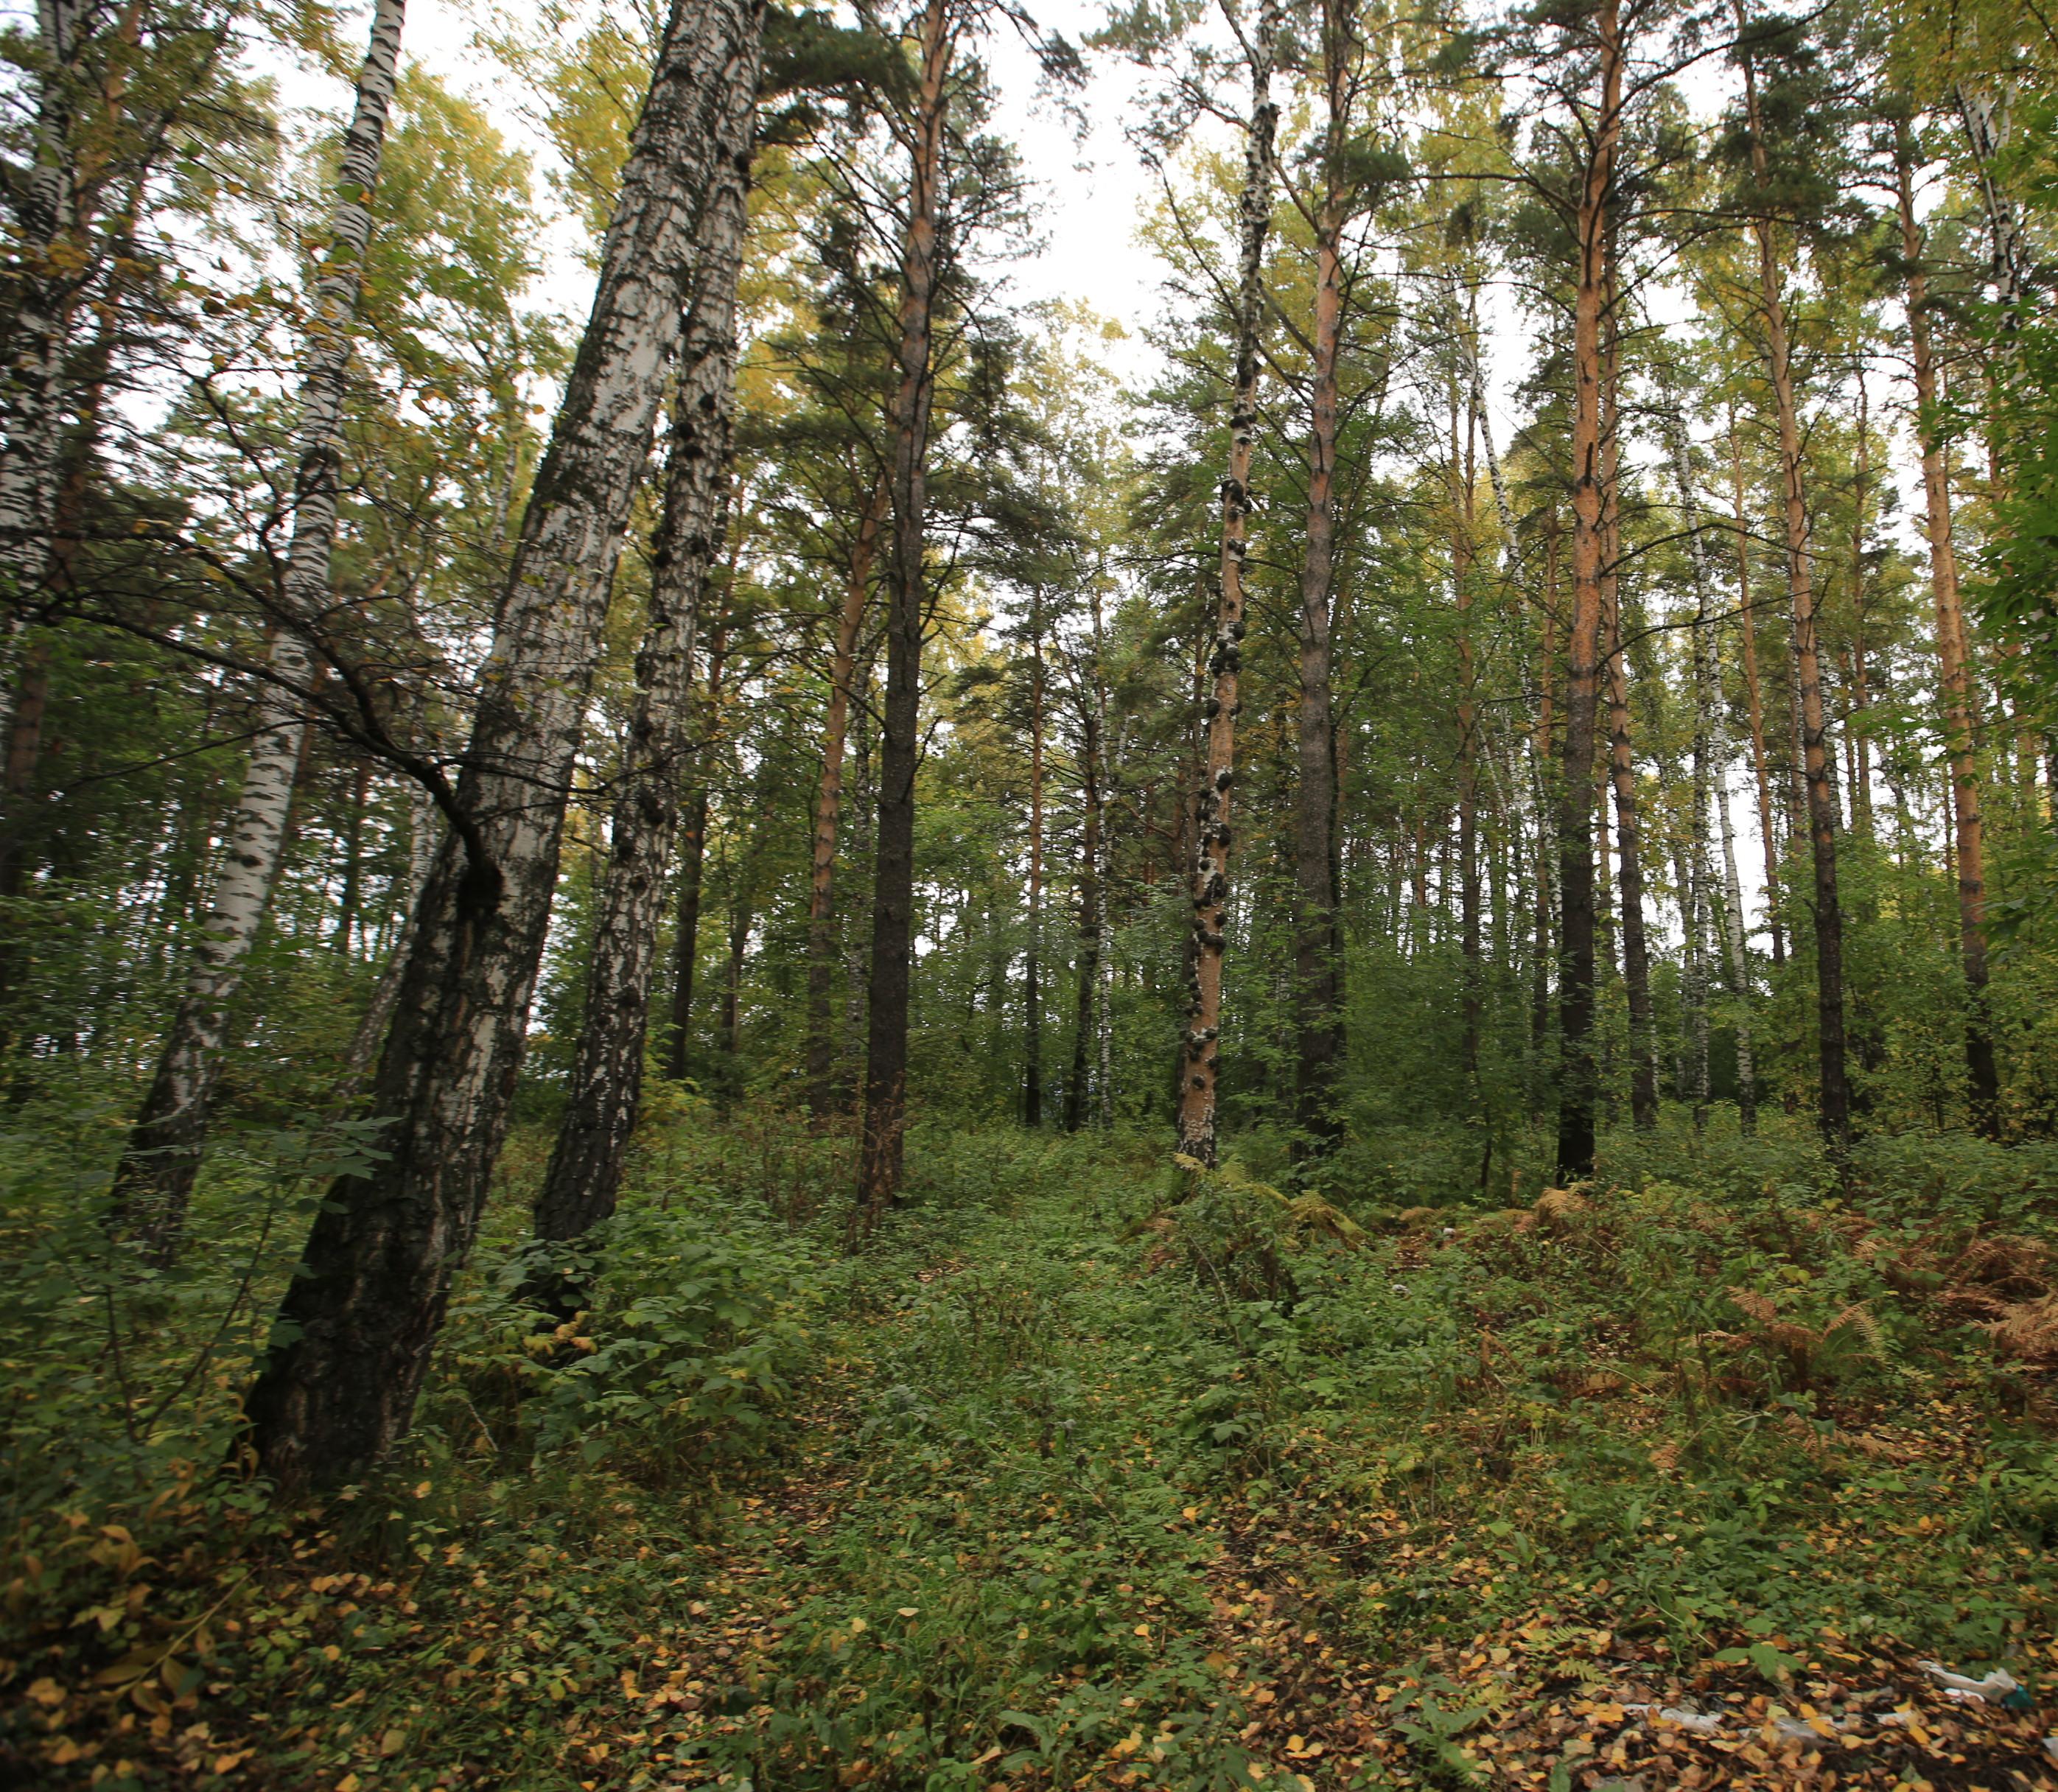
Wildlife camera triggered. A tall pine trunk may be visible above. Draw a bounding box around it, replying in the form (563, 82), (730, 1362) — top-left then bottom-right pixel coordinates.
(245, 0), (761, 1492)
(857, 0), (952, 1218)
(533, 51), (756, 1256)
(108, 0), (407, 1261)
(1177, 0), (1280, 1168)
(1738, 7), (1849, 1150)
(1897, 120), (2000, 1134)
(1554, 3), (1620, 1180)
(805, 477), (885, 1118)
(1290, 5), (1345, 1155)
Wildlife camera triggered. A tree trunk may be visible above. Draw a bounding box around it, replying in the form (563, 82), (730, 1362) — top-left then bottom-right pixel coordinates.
(1602, 585), (1658, 1132)
(1897, 120), (2000, 1135)
(1727, 406), (1785, 967)
(1596, 249), (1656, 1133)
(108, 0), (407, 1262)
(1716, 766), (1758, 1124)
(1669, 406), (1754, 1130)
(1177, 0), (1281, 1168)
(1532, 518), (1558, 1052)
(1554, 17), (1620, 1181)
(244, 0), (761, 1493)
(663, 594), (732, 1087)
(1290, 9), (1345, 1157)
(1024, 598), (1046, 1127)
(805, 476), (885, 1118)
(1738, 6), (1849, 1151)
(533, 60), (755, 1256)
(1065, 691), (1101, 1134)
(856, 0), (952, 1220)
(1451, 369), (1482, 1088)
(0, 0), (89, 618)
(1847, 370), (1875, 839)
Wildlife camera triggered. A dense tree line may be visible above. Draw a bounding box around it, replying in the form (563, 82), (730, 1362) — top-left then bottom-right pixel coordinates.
(1, 0), (2054, 1489)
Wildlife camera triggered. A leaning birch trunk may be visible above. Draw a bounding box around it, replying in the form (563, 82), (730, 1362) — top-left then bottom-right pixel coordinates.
(531, 56), (757, 1266)
(244, 0), (762, 1494)
(1177, 0), (1281, 1169)
(805, 477), (886, 1119)
(107, 0), (407, 1264)
(856, 0), (952, 1220)
(0, 0), (89, 631)
(1668, 409), (1755, 1129)
(1897, 119), (2000, 1135)
(1737, 0), (1849, 1150)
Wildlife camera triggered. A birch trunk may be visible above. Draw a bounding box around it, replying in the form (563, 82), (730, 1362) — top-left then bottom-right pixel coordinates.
(1737, 2), (1849, 1150)
(245, 0), (763, 1492)
(109, 0), (407, 1261)
(805, 477), (885, 1118)
(1897, 120), (2000, 1134)
(1177, 0), (1281, 1168)
(857, 0), (953, 1218)
(533, 53), (755, 1255)
(0, 0), (90, 620)
(1291, 83), (1343, 1153)
(1715, 757), (1757, 1131)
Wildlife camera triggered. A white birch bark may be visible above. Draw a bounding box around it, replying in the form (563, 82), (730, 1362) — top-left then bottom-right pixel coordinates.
(109, 0), (407, 1260)
(0, 0), (90, 648)
(535, 48), (757, 1255)
(1176, 0), (1281, 1167)
(246, 0), (765, 1492)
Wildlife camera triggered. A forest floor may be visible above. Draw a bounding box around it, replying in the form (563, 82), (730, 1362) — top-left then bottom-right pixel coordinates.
(8, 1113), (2058, 1790)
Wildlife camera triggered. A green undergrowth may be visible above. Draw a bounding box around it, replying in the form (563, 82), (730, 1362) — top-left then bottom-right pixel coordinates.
(4, 1105), (2057, 1789)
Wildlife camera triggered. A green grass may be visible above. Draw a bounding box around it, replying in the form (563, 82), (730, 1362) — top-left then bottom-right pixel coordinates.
(5, 1108), (2057, 1789)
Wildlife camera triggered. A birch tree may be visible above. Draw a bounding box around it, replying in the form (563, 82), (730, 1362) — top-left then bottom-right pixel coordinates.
(108, 0), (408, 1262)
(531, 27), (760, 1268)
(245, 0), (766, 1491)
(1176, 0), (1281, 1170)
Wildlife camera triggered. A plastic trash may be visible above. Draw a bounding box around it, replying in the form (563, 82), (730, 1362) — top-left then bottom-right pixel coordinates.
(1919, 1660), (2031, 1711)
(1623, 1704), (1724, 1736)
